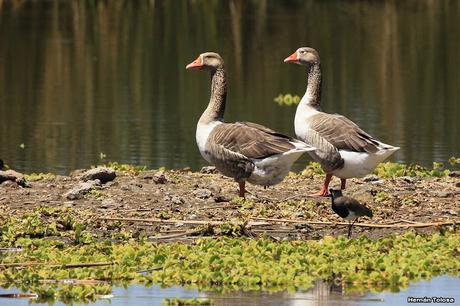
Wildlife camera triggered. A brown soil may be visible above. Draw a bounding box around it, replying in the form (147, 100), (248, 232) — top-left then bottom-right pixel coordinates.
(1, 167), (459, 241)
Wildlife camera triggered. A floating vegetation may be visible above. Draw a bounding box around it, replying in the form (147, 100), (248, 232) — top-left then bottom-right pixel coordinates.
(273, 94), (301, 106)
(24, 173), (56, 181)
(87, 189), (104, 199)
(296, 160), (453, 179)
(99, 162), (147, 175)
(0, 209), (459, 303)
(449, 156), (460, 166)
(373, 162), (450, 178)
(163, 298), (213, 305)
(373, 191), (389, 203)
(299, 162), (325, 177)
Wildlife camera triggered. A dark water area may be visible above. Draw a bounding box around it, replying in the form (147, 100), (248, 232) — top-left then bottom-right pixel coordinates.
(0, 0), (459, 174)
(0, 276), (459, 305)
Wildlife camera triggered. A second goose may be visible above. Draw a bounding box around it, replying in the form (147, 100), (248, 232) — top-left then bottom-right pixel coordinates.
(284, 47), (399, 196)
(186, 52), (314, 198)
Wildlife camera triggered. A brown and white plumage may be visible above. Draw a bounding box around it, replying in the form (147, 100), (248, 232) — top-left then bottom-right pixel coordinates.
(186, 52), (314, 197)
(284, 47), (399, 196)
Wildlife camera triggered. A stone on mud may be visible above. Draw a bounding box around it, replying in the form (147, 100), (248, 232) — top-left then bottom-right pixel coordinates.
(64, 181), (100, 200)
(193, 188), (212, 199)
(153, 172), (168, 184)
(80, 167), (116, 184)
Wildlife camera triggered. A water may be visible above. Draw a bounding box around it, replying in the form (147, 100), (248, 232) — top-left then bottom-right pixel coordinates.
(0, 276), (459, 305)
(0, 0), (459, 174)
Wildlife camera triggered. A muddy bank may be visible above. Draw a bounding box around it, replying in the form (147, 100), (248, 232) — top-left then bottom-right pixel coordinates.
(1, 164), (459, 241)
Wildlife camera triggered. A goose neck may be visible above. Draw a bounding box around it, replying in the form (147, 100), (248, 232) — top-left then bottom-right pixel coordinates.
(200, 67), (227, 124)
(301, 63), (322, 110)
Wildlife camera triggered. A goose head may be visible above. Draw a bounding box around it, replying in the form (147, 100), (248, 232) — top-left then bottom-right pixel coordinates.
(284, 47), (320, 66)
(186, 52), (224, 71)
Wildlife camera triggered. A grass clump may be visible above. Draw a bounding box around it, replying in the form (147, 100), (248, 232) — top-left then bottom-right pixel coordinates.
(87, 189), (104, 198)
(300, 162), (325, 177)
(100, 162), (146, 175)
(24, 173), (56, 181)
(374, 162), (450, 178)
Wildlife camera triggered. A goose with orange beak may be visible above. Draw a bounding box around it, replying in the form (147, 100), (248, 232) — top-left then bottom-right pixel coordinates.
(186, 52), (315, 198)
(284, 47), (399, 196)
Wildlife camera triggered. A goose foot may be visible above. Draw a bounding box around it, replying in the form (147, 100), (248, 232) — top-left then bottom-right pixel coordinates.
(341, 178), (346, 190)
(238, 181), (247, 198)
(309, 174), (332, 197)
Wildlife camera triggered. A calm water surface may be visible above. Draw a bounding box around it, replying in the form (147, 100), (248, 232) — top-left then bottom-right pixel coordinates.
(0, 276), (459, 305)
(0, 0), (459, 174)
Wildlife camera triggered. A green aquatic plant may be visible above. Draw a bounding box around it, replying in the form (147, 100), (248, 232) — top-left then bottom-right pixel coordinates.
(87, 189), (104, 198)
(0, 208), (459, 303)
(300, 162), (325, 177)
(273, 94), (301, 106)
(24, 173), (56, 181)
(231, 197), (254, 210)
(374, 162), (450, 178)
(163, 298), (213, 305)
(100, 162), (147, 175)
(215, 221), (249, 237)
(449, 156), (460, 166)
(374, 191), (389, 203)
(295, 156), (454, 180)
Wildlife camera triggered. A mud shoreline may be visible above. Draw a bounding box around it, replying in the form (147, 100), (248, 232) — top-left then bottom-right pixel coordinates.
(1, 163), (459, 241)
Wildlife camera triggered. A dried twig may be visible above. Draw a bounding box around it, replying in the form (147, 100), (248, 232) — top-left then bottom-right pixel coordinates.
(399, 219), (422, 224)
(0, 247), (23, 252)
(0, 293), (38, 299)
(0, 262), (113, 269)
(195, 203), (237, 211)
(136, 267), (163, 274)
(149, 228), (203, 240)
(99, 216), (458, 230)
(99, 217), (269, 226)
(250, 217), (458, 228)
(39, 279), (106, 285)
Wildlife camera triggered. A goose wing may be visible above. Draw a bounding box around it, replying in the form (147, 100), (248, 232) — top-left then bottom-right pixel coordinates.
(208, 122), (298, 160)
(205, 122), (302, 180)
(308, 113), (380, 153)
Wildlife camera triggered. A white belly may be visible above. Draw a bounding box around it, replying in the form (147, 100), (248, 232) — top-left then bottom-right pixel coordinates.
(332, 148), (398, 179)
(248, 150), (306, 186)
(344, 211), (357, 221)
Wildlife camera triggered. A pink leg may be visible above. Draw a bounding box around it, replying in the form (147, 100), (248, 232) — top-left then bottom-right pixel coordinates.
(238, 181), (246, 198)
(309, 174), (333, 197)
(341, 178), (346, 190)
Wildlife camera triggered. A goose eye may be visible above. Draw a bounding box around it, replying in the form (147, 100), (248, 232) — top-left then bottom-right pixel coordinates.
(299, 50), (306, 54)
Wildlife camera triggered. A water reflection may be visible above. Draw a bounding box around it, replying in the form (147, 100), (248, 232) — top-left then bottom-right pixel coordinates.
(0, 0), (459, 174)
(0, 276), (459, 306)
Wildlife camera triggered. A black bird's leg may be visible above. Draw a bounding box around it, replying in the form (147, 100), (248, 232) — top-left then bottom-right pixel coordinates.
(348, 218), (359, 239)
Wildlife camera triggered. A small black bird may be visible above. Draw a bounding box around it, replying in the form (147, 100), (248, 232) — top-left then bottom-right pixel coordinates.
(329, 189), (373, 238)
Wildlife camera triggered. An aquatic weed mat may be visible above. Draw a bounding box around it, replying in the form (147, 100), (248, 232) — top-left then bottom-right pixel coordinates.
(0, 212), (459, 304)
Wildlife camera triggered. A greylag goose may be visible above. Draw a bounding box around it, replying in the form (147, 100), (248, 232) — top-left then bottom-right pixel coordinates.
(186, 52), (315, 197)
(329, 189), (373, 238)
(284, 47), (399, 196)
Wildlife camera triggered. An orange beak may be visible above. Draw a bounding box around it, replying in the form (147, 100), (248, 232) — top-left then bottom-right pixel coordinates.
(284, 52), (298, 63)
(186, 56), (203, 70)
